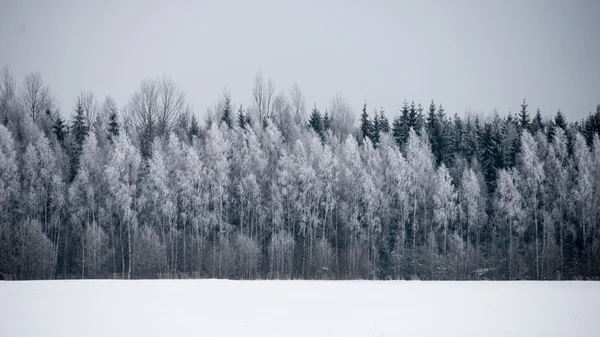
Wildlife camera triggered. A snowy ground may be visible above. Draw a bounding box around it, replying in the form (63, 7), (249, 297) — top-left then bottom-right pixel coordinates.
(1, 280), (599, 337)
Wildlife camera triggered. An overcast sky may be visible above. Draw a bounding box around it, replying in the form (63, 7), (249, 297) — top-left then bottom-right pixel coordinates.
(1, 0), (599, 121)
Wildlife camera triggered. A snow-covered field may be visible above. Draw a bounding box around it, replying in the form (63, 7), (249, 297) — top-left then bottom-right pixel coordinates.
(1, 280), (599, 337)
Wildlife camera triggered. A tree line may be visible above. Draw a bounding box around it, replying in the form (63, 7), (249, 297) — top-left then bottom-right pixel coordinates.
(1, 66), (599, 280)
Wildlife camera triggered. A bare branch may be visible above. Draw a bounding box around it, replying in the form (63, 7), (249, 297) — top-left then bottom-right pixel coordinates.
(20, 72), (55, 121)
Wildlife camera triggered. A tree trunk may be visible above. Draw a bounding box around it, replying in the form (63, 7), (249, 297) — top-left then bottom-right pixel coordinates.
(560, 219), (564, 276)
(535, 204), (539, 280)
(127, 220), (132, 280)
(82, 229), (85, 279)
(509, 219), (513, 280)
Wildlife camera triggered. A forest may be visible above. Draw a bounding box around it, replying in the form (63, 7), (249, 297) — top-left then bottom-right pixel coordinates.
(0, 66), (599, 281)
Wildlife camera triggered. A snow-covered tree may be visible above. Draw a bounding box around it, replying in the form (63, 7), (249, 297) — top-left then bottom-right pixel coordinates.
(104, 133), (140, 279)
(496, 169), (524, 279)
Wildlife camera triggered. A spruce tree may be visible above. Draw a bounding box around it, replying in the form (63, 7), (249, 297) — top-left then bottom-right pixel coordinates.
(189, 114), (200, 141)
(427, 101), (440, 163)
(378, 108), (389, 133)
(222, 95), (232, 128)
(506, 111), (515, 124)
(416, 103), (425, 133)
(392, 115), (403, 147)
(408, 101), (418, 130)
(108, 110), (120, 141)
(480, 122), (499, 192)
(518, 98), (530, 130)
(531, 108), (544, 134)
(546, 121), (556, 143)
(53, 116), (66, 145)
(427, 100), (437, 132)
(396, 100), (411, 147)
(453, 112), (464, 157)
(237, 105), (246, 129)
(371, 108), (380, 145)
(555, 109), (566, 130)
(308, 104), (323, 138)
(322, 111), (331, 132)
(360, 102), (372, 142)
(70, 103), (89, 180)
(436, 104), (449, 165)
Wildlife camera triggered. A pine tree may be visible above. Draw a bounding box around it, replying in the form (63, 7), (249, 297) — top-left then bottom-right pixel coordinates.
(308, 104), (323, 139)
(189, 114), (200, 140)
(427, 100), (441, 164)
(416, 103), (425, 133)
(237, 104), (246, 129)
(546, 120), (556, 143)
(453, 113), (464, 157)
(371, 109), (380, 145)
(519, 99), (530, 130)
(408, 101), (418, 130)
(437, 104), (452, 165)
(378, 108), (389, 133)
(506, 111), (515, 124)
(427, 100), (437, 131)
(107, 110), (119, 141)
(222, 94), (232, 128)
(360, 102), (372, 142)
(392, 115), (402, 147)
(555, 110), (566, 130)
(531, 108), (544, 134)
(70, 103), (89, 181)
(392, 100), (411, 148)
(53, 116), (66, 145)
(323, 110), (331, 131)
(481, 123), (499, 192)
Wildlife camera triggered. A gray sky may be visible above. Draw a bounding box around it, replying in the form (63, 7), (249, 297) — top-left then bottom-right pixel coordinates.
(1, 0), (599, 122)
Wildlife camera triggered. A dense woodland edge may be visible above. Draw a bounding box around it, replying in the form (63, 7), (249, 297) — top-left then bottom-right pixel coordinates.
(1, 66), (600, 281)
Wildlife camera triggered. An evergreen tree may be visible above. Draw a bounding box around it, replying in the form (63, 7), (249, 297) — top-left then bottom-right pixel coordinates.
(70, 103), (89, 181)
(189, 114), (200, 140)
(480, 122), (500, 192)
(222, 94), (232, 128)
(360, 102), (372, 142)
(415, 103), (425, 133)
(237, 104), (246, 129)
(392, 100), (411, 148)
(437, 104), (454, 165)
(546, 120), (556, 144)
(371, 109), (381, 145)
(453, 113), (464, 157)
(555, 110), (566, 130)
(308, 104), (323, 139)
(531, 108), (544, 134)
(107, 110), (119, 141)
(581, 105), (600, 146)
(427, 101), (442, 165)
(427, 100), (437, 131)
(53, 116), (66, 145)
(392, 115), (403, 147)
(322, 110), (331, 131)
(378, 108), (389, 133)
(519, 99), (530, 130)
(408, 101), (418, 130)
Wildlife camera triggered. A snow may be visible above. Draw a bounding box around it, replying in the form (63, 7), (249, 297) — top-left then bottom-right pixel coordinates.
(1, 280), (599, 337)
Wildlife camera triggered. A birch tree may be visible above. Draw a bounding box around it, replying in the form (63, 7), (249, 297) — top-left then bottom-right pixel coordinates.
(104, 133), (140, 279)
(20, 72), (55, 121)
(496, 169), (524, 279)
(517, 131), (545, 279)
